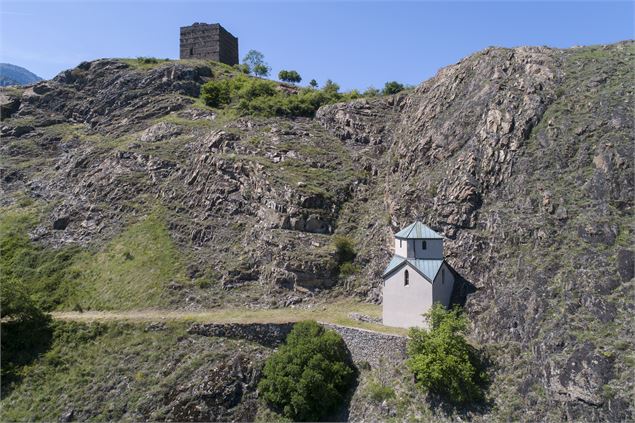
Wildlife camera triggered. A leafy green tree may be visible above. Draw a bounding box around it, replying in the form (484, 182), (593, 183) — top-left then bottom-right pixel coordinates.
(253, 63), (271, 78)
(382, 81), (405, 95)
(242, 50), (270, 77)
(278, 70), (302, 84)
(407, 304), (488, 405)
(322, 79), (340, 95)
(242, 50), (264, 70)
(258, 321), (355, 421)
(309, 79), (318, 88)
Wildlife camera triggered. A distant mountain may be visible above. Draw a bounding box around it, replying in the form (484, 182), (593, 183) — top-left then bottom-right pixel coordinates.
(0, 63), (43, 86)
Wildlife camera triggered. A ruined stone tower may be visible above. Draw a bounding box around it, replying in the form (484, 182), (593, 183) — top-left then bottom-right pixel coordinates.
(179, 23), (239, 66)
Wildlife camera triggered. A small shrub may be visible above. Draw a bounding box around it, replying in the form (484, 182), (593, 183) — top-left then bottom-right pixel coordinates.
(136, 57), (159, 64)
(367, 380), (396, 403)
(333, 235), (356, 264)
(357, 360), (371, 371)
(339, 262), (361, 277)
(197, 279), (211, 289)
(382, 81), (405, 95)
(233, 63), (250, 74)
(426, 184), (438, 198)
(363, 86), (380, 97)
(258, 321), (355, 421)
(322, 79), (340, 95)
(407, 304), (488, 405)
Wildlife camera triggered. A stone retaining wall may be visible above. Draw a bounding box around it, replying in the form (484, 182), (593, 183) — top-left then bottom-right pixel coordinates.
(321, 323), (407, 367)
(187, 322), (407, 368)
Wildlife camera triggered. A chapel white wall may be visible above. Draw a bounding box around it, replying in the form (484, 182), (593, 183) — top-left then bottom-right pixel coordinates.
(383, 267), (433, 328)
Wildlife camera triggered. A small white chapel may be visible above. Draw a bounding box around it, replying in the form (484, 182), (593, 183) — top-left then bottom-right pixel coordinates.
(382, 221), (456, 328)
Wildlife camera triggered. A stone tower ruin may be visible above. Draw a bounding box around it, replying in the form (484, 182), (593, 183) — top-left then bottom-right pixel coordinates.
(179, 23), (239, 66)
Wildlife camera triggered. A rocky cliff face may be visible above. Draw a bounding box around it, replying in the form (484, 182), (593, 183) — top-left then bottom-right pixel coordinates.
(1, 42), (633, 420)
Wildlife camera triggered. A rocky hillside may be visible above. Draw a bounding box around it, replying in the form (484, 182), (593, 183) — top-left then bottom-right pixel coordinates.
(1, 41), (633, 421)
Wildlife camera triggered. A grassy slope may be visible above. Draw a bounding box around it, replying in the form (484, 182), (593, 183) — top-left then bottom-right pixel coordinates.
(63, 211), (189, 310)
(0, 321), (270, 422)
(0, 204), (190, 312)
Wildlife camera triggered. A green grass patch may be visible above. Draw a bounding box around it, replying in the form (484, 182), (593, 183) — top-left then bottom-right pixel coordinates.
(0, 205), (80, 311)
(63, 211), (188, 310)
(117, 57), (172, 70)
(0, 204), (190, 312)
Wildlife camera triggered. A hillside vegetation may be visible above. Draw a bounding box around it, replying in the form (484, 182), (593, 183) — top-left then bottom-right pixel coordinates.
(1, 321), (271, 422)
(0, 41), (633, 421)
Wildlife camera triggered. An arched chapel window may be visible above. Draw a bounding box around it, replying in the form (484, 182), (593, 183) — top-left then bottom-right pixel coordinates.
(404, 270), (409, 286)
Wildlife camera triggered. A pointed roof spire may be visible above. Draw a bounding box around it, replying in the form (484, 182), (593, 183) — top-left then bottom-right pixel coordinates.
(395, 221), (444, 239)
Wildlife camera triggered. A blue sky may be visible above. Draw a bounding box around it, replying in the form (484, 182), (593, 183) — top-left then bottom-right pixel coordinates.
(1, 1), (633, 90)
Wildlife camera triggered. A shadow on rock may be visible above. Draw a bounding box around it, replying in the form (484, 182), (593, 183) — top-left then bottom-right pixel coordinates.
(449, 265), (477, 308)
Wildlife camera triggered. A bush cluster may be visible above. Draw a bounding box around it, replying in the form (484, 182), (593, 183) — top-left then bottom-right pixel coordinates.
(200, 75), (362, 118)
(382, 81), (405, 95)
(333, 235), (356, 264)
(278, 70), (302, 83)
(332, 235), (359, 277)
(258, 321), (355, 421)
(407, 304), (488, 404)
(136, 57), (159, 64)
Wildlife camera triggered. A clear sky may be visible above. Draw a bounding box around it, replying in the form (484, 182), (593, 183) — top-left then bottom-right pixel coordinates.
(1, 1), (633, 90)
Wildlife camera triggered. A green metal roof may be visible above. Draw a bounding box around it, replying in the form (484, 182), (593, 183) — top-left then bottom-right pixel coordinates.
(395, 221), (444, 239)
(382, 256), (444, 282)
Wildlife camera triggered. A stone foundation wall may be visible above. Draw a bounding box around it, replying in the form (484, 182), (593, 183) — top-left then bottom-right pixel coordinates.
(187, 322), (407, 368)
(188, 322), (294, 348)
(321, 323), (407, 367)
